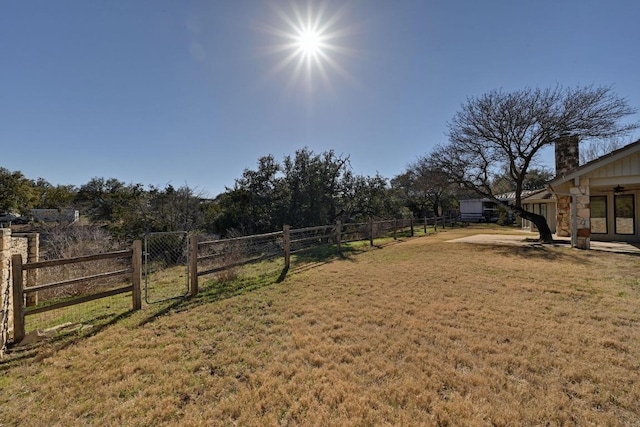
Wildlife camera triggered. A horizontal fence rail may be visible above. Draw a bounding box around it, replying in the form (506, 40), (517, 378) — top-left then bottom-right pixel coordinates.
(7, 216), (460, 345)
(196, 230), (284, 277)
(22, 250), (132, 271)
(11, 241), (142, 343)
(289, 224), (335, 254)
(189, 216), (460, 293)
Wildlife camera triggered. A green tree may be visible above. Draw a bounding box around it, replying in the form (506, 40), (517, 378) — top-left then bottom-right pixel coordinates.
(393, 155), (454, 218)
(283, 148), (350, 227)
(75, 177), (144, 224)
(0, 168), (38, 214)
(339, 172), (400, 222)
(212, 148), (400, 235)
(213, 155), (288, 235)
(34, 178), (77, 209)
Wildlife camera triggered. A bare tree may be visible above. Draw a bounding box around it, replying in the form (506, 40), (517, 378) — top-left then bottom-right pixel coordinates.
(392, 155), (453, 218)
(435, 85), (638, 243)
(579, 138), (626, 165)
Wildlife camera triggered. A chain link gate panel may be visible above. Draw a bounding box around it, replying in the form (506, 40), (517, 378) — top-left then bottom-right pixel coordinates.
(144, 232), (190, 303)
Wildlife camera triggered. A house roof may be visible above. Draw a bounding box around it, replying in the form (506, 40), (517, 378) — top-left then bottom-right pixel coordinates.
(549, 138), (640, 186)
(521, 188), (554, 201)
(462, 188), (552, 203)
(494, 189), (540, 201)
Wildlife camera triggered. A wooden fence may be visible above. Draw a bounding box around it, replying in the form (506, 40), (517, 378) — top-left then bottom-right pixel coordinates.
(11, 241), (142, 343)
(189, 216), (458, 293)
(7, 215), (458, 345)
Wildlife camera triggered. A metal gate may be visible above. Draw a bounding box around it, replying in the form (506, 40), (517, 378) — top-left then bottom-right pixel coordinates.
(144, 232), (190, 303)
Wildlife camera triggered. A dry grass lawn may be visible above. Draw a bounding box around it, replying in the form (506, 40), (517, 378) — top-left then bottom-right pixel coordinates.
(2, 226), (640, 426)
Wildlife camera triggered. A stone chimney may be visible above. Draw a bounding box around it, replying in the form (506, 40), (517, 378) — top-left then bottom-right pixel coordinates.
(555, 134), (579, 178)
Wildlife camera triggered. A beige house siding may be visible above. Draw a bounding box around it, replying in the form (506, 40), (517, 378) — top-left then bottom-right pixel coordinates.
(549, 140), (640, 246)
(522, 199), (557, 234)
(590, 152), (640, 178)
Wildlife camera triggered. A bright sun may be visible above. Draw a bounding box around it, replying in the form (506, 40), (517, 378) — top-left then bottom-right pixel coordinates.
(296, 28), (324, 59)
(261, 1), (355, 92)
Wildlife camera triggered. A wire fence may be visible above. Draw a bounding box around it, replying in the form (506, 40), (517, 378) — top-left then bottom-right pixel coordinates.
(290, 225), (336, 254)
(144, 232), (189, 303)
(25, 255), (133, 336)
(5, 216), (460, 347)
(196, 230), (285, 284)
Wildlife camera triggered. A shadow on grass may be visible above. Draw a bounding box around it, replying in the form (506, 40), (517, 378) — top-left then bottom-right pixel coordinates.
(288, 242), (374, 275)
(1, 245), (358, 365)
(464, 241), (590, 264)
(0, 309), (138, 372)
(294, 243), (363, 263)
(1, 234), (429, 367)
(137, 243), (377, 326)
(137, 271), (285, 328)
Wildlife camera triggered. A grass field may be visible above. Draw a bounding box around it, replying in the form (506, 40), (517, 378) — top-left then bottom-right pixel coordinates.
(2, 226), (640, 426)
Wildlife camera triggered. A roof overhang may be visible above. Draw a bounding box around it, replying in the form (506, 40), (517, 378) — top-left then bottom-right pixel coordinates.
(549, 139), (640, 186)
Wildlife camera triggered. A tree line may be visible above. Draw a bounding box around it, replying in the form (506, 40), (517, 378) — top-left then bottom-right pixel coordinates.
(0, 147), (460, 240)
(0, 172), (214, 239)
(3, 84), (637, 243)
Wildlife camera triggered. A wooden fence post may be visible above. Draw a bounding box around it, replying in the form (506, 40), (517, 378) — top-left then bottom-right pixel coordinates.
(25, 233), (39, 307)
(283, 225), (291, 271)
(393, 219), (397, 240)
(189, 235), (199, 296)
(11, 254), (25, 343)
(336, 221), (342, 255)
(368, 218), (374, 246)
(424, 217), (427, 234)
(131, 240), (142, 310)
(410, 217), (414, 237)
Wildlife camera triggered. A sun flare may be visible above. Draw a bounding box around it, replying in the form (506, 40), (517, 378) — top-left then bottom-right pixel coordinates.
(296, 28), (324, 59)
(260, 1), (356, 93)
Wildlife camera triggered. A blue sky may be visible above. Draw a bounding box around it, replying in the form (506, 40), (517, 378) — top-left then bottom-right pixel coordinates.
(2, 0), (639, 197)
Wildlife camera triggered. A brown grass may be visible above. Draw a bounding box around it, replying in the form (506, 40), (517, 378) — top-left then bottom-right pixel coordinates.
(2, 225), (640, 426)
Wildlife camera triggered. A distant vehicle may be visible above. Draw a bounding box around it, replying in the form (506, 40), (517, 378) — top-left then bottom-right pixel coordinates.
(0, 213), (18, 221)
(12, 216), (30, 224)
(0, 213), (32, 226)
(459, 200), (499, 223)
(0, 213), (19, 226)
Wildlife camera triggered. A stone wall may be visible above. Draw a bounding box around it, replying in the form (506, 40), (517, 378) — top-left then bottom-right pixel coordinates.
(556, 195), (571, 237)
(572, 180), (591, 250)
(1, 229), (39, 351)
(555, 134), (580, 178)
(1, 229), (13, 352)
(11, 235), (28, 259)
(554, 185), (591, 249)
(554, 134), (590, 249)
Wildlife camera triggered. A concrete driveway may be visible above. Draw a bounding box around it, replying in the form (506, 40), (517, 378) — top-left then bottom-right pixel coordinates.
(448, 233), (640, 254)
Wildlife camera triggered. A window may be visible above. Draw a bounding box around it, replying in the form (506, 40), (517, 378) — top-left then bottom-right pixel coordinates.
(539, 203), (547, 219)
(614, 194), (635, 235)
(590, 196), (607, 234)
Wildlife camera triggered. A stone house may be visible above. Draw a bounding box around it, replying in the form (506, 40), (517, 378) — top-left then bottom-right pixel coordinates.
(548, 136), (640, 249)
